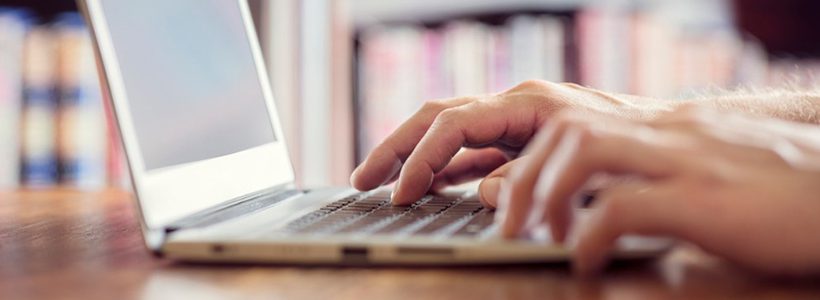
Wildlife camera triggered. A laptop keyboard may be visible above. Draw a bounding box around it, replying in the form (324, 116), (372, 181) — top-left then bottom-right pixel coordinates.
(283, 191), (495, 237)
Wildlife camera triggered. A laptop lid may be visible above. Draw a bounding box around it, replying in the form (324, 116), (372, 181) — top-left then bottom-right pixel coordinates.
(80, 0), (295, 234)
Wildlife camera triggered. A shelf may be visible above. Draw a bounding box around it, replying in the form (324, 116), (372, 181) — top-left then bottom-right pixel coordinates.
(349, 0), (584, 26)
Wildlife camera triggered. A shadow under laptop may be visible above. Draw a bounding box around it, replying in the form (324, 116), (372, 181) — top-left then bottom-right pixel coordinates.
(143, 257), (668, 299)
(147, 249), (820, 299)
(163, 253), (664, 273)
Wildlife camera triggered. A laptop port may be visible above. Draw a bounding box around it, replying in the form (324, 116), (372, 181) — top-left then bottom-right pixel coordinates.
(396, 247), (454, 257)
(342, 246), (369, 263)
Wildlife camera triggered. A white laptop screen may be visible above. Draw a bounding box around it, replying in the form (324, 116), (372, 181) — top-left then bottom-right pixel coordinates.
(99, 0), (276, 171)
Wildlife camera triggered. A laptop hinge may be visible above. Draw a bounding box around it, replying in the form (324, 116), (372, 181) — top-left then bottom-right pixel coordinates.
(164, 185), (302, 233)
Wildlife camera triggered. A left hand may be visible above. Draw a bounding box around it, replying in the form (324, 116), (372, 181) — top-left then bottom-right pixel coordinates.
(498, 105), (820, 276)
(350, 80), (671, 206)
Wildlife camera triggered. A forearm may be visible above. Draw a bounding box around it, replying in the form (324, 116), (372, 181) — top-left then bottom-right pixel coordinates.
(563, 83), (820, 124)
(682, 89), (820, 124)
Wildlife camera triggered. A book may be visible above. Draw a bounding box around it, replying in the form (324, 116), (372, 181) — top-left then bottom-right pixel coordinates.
(0, 9), (131, 190)
(0, 9), (29, 189)
(355, 14), (570, 157)
(509, 15), (566, 86)
(358, 25), (424, 156)
(447, 21), (489, 96)
(20, 26), (59, 187)
(577, 8), (632, 93)
(54, 13), (107, 189)
(352, 6), (796, 160)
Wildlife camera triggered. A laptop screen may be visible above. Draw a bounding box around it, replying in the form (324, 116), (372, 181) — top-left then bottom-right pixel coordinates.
(99, 0), (276, 171)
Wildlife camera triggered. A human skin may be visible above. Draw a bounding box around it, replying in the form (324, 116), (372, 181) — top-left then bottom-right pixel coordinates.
(499, 106), (820, 275)
(351, 80), (673, 206)
(349, 80), (820, 274)
(351, 80), (820, 207)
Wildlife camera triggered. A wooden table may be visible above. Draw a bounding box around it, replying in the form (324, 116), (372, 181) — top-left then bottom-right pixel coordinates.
(1, 189), (818, 300)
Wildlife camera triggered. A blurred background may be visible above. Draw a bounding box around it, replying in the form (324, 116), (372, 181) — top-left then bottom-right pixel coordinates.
(0, 0), (818, 191)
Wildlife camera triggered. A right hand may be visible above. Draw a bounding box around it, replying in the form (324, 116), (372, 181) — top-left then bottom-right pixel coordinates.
(498, 106), (820, 276)
(350, 80), (672, 206)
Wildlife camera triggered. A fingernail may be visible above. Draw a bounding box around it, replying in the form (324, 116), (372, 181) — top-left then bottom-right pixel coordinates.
(350, 165), (362, 187)
(392, 181), (405, 205)
(495, 181), (516, 238)
(496, 180), (512, 213)
(479, 178), (502, 207)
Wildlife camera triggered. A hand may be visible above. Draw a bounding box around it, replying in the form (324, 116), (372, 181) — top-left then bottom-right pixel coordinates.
(499, 105), (820, 276)
(350, 80), (671, 206)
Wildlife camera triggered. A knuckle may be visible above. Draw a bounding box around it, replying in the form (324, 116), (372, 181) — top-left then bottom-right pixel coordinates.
(477, 95), (504, 108)
(502, 81), (569, 113)
(519, 79), (549, 89)
(558, 82), (585, 90)
(510, 79), (551, 92)
(552, 114), (596, 145)
(420, 99), (449, 113)
(434, 107), (464, 126)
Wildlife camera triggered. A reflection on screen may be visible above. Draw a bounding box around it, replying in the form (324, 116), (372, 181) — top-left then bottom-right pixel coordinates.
(100, 0), (276, 170)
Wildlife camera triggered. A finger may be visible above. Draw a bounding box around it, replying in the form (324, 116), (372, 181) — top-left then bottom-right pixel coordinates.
(572, 181), (685, 276)
(351, 97), (474, 191)
(478, 156), (526, 208)
(430, 148), (509, 191)
(497, 120), (566, 239)
(392, 100), (537, 204)
(538, 122), (676, 243)
(502, 112), (677, 240)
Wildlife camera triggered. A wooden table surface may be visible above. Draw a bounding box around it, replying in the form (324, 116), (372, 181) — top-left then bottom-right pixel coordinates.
(0, 189), (819, 300)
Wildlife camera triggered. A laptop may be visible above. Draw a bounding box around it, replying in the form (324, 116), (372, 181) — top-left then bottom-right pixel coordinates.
(77, 0), (668, 265)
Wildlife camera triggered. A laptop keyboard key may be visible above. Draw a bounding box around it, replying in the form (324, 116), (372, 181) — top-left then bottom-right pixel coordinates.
(282, 191), (488, 237)
(452, 209), (494, 236)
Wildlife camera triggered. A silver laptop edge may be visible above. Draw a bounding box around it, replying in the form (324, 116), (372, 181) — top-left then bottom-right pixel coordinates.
(79, 0), (301, 252)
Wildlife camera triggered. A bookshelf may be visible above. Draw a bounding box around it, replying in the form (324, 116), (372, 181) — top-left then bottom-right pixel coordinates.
(0, 0), (75, 22)
(350, 0), (581, 26)
(1, 1), (818, 191)
(342, 0), (820, 166)
(260, 0), (816, 187)
(0, 4), (115, 190)
(258, 0), (355, 187)
(348, 0), (737, 163)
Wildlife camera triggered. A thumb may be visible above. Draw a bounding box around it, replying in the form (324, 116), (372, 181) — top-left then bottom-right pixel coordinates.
(478, 156), (526, 208)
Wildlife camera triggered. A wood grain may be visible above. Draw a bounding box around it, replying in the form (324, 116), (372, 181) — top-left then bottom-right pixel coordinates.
(0, 189), (818, 300)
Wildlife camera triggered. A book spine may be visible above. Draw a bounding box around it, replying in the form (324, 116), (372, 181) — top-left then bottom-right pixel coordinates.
(21, 28), (59, 187)
(0, 12), (27, 189)
(486, 27), (510, 93)
(541, 16), (566, 83)
(55, 14), (108, 189)
(447, 21), (488, 96)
